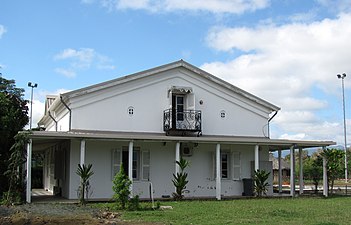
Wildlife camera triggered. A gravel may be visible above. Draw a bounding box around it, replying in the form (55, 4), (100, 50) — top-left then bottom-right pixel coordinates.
(13, 202), (100, 217)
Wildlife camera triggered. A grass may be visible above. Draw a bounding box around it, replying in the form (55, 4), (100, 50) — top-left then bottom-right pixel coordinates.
(94, 197), (351, 225)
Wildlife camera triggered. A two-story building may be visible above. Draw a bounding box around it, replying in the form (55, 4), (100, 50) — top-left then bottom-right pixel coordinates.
(26, 60), (334, 202)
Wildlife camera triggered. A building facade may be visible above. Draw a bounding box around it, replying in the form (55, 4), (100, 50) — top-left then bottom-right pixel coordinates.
(27, 60), (334, 202)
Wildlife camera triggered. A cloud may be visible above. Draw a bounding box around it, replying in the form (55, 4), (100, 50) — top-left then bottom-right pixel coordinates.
(54, 68), (77, 78)
(0, 25), (7, 38)
(27, 99), (45, 129)
(317, 0), (351, 13)
(203, 13), (351, 143)
(54, 48), (115, 77)
(91, 0), (270, 14)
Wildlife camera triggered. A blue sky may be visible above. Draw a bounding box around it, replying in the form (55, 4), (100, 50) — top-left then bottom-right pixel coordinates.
(1, 0), (350, 145)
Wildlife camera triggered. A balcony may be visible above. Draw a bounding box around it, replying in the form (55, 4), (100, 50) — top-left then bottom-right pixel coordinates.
(163, 109), (202, 136)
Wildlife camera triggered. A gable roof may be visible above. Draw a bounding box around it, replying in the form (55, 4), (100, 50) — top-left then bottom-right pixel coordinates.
(61, 60), (280, 112)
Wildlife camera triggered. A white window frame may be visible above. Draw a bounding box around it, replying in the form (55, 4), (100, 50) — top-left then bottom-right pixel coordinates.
(111, 148), (121, 180)
(231, 151), (241, 180)
(211, 150), (241, 180)
(176, 95), (185, 121)
(111, 148), (150, 181)
(221, 152), (230, 179)
(141, 150), (150, 181)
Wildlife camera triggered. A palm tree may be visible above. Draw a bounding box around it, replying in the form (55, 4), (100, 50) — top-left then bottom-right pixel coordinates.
(76, 164), (94, 205)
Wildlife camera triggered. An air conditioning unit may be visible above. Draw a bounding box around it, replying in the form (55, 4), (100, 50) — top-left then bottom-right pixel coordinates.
(181, 143), (193, 157)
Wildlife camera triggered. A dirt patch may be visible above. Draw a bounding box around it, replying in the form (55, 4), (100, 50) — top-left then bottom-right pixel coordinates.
(0, 204), (160, 225)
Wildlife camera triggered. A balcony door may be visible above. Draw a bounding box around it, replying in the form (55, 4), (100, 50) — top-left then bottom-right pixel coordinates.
(172, 95), (184, 129)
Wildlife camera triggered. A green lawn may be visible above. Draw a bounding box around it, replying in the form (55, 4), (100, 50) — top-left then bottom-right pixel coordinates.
(98, 197), (351, 225)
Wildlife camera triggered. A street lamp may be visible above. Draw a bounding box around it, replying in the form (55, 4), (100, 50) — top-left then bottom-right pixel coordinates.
(28, 82), (38, 130)
(337, 73), (348, 183)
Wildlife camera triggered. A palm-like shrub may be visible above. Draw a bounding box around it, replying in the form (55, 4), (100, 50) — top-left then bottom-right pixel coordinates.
(76, 164), (94, 205)
(253, 169), (270, 197)
(172, 158), (189, 200)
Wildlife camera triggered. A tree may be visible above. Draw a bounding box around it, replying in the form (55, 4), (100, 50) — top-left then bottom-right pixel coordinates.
(0, 76), (29, 197)
(172, 158), (189, 200)
(321, 148), (344, 195)
(3, 132), (30, 205)
(112, 164), (131, 209)
(76, 164), (94, 205)
(303, 154), (323, 194)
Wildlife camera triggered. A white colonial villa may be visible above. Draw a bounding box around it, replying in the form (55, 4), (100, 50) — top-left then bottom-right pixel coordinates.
(26, 60), (334, 202)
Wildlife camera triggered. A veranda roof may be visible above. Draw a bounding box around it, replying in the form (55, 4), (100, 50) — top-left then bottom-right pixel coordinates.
(28, 130), (336, 151)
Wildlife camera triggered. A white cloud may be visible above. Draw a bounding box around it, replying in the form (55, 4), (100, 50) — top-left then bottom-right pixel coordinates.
(54, 48), (115, 77)
(203, 13), (351, 144)
(288, 10), (318, 23)
(280, 133), (307, 140)
(0, 25), (7, 38)
(317, 0), (351, 13)
(95, 0), (270, 14)
(54, 48), (95, 69)
(54, 68), (77, 78)
(27, 99), (45, 129)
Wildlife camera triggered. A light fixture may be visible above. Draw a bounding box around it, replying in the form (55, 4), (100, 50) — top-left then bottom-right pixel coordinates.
(28, 82), (38, 129)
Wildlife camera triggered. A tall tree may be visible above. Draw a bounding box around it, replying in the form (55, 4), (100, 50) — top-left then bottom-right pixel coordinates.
(0, 76), (29, 196)
(321, 148), (344, 194)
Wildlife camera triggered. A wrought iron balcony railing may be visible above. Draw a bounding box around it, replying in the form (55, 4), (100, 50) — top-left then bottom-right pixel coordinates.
(163, 109), (202, 135)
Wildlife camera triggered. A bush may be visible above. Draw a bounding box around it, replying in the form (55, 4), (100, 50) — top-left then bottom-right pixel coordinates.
(1, 191), (22, 206)
(253, 169), (270, 197)
(127, 195), (140, 211)
(112, 163), (131, 209)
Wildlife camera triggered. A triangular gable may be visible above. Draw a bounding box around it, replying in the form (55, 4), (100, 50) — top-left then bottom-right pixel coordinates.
(61, 60), (280, 112)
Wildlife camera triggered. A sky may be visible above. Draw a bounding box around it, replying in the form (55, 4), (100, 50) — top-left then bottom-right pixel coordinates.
(1, 0), (350, 146)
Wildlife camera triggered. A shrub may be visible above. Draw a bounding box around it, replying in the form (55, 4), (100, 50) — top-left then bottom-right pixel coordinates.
(112, 163), (131, 209)
(172, 158), (189, 200)
(127, 195), (140, 211)
(253, 169), (270, 197)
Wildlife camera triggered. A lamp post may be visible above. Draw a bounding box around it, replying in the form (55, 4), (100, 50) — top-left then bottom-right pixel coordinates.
(28, 82), (38, 130)
(337, 73), (348, 183)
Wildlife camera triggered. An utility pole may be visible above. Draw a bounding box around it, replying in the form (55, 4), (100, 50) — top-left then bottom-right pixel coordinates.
(337, 73), (348, 183)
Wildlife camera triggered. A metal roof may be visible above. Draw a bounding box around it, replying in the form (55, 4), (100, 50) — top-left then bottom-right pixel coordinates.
(28, 130), (335, 151)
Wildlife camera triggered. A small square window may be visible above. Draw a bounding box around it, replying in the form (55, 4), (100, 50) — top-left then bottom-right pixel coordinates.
(128, 106), (134, 116)
(220, 110), (226, 118)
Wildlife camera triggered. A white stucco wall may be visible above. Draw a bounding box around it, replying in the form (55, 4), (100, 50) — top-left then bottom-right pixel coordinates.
(43, 110), (70, 132)
(57, 112), (70, 131)
(66, 140), (269, 200)
(69, 68), (271, 137)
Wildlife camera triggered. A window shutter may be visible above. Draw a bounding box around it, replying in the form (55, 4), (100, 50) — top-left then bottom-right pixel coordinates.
(231, 152), (241, 180)
(111, 148), (121, 180)
(186, 93), (195, 111)
(142, 150), (150, 180)
(211, 152), (216, 180)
